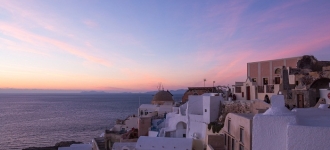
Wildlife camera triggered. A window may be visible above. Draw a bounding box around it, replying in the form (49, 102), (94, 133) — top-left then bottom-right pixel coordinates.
(275, 68), (281, 74)
(240, 144), (244, 150)
(205, 109), (207, 112)
(266, 85), (274, 93)
(225, 134), (227, 146)
(228, 120), (231, 133)
(240, 128), (243, 143)
(275, 77), (280, 84)
(258, 86), (264, 93)
(263, 78), (268, 85)
(235, 87), (242, 93)
(232, 138), (235, 150)
(242, 92), (244, 98)
(165, 132), (171, 137)
(145, 111), (148, 115)
(183, 134), (186, 137)
(252, 78), (257, 82)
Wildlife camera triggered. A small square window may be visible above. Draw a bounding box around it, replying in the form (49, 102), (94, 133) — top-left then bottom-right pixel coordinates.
(263, 78), (268, 85)
(228, 120), (231, 133)
(275, 77), (280, 84)
(235, 87), (242, 93)
(225, 134), (227, 145)
(205, 109), (207, 112)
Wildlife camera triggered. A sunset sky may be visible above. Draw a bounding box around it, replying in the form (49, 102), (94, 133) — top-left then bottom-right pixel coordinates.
(1, 0), (330, 93)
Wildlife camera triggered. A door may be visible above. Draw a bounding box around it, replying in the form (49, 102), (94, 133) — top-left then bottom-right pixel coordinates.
(275, 77), (280, 84)
(246, 86), (251, 100)
(297, 94), (304, 108)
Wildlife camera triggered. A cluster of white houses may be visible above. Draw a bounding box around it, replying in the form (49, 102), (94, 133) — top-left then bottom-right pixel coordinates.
(86, 55), (330, 150)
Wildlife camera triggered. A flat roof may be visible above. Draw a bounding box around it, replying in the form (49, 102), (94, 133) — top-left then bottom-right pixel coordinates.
(247, 56), (302, 64)
(293, 108), (330, 127)
(139, 104), (158, 109)
(187, 87), (216, 90)
(136, 136), (193, 150)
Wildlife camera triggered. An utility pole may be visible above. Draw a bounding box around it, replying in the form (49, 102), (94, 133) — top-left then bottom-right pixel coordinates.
(204, 78), (206, 87)
(213, 81), (215, 92)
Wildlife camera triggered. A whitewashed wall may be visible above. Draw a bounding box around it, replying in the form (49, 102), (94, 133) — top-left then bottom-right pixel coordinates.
(252, 114), (297, 150)
(187, 96), (203, 115)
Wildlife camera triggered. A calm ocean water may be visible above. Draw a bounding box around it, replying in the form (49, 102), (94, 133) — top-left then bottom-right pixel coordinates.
(0, 93), (183, 150)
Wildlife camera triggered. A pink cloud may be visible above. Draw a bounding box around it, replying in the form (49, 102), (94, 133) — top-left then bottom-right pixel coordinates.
(206, 1), (251, 38)
(0, 1), (77, 39)
(0, 23), (112, 67)
(83, 20), (98, 28)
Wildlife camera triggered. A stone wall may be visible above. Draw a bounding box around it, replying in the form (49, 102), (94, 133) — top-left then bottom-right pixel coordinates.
(218, 100), (251, 125)
(216, 100), (270, 131)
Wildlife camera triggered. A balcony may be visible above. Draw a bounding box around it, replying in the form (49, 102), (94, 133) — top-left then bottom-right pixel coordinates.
(266, 85), (274, 93)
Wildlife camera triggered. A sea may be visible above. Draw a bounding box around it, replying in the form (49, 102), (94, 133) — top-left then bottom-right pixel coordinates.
(0, 93), (183, 150)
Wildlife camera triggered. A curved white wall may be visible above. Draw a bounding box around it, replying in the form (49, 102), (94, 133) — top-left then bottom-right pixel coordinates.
(320, 89), (330, 104)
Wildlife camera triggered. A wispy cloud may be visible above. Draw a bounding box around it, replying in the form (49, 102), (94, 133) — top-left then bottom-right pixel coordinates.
(83, 20), (98, 28)
(180, 0), (330, 87)
(0, 0), (329, 91)
(0, 23), (112, 67)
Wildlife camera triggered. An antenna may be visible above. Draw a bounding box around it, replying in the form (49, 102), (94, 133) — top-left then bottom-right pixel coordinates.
(157, 83), (162, 91)
(157, 82), (164, 91)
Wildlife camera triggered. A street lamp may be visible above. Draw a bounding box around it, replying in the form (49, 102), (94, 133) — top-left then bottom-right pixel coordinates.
(204, 79), (206, 87)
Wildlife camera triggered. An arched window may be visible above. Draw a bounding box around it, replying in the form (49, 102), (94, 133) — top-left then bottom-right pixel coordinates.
(275, 68), (281, 74)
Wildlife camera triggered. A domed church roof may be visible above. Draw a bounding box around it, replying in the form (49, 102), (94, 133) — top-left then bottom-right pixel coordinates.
(151, 90), (174, 104)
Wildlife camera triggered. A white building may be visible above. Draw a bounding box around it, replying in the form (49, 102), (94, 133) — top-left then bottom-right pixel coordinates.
(320, 86), (330, 104)
(148, 93), (224, 149)
(135, 136), (193, 150)
(138, 104), (173, 118)
(253, 95), (330, 150)
(138, 90), (176, 118)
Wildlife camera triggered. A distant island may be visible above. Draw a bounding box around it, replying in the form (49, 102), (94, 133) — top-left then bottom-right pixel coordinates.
(80, 91), (107, 94)
(79, 89), (186, 95)
(144, 89), (186, 95)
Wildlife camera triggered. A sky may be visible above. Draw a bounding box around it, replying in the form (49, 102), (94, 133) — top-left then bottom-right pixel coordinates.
(1, 0), (330, 93)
